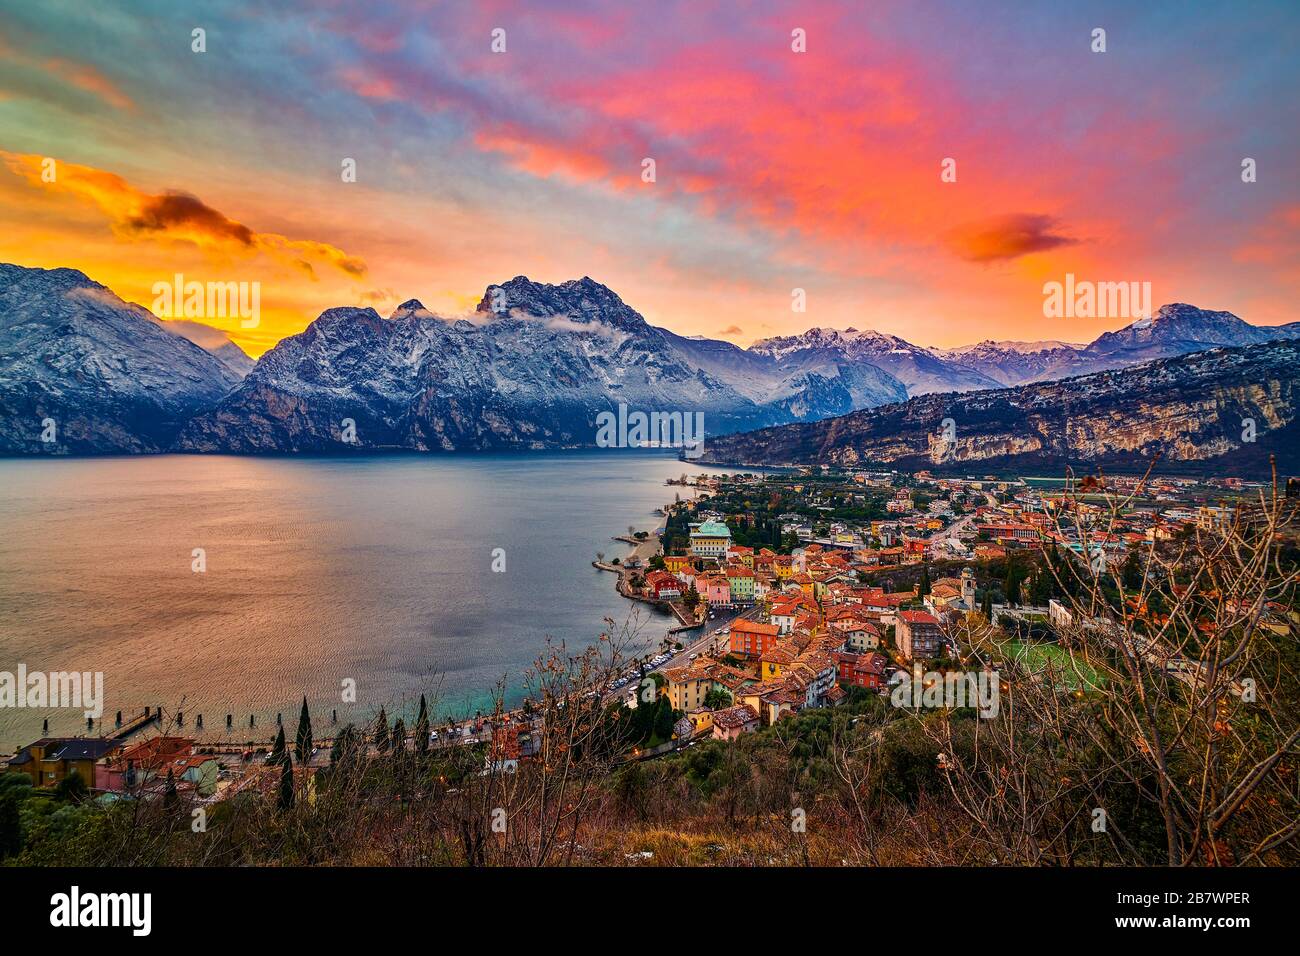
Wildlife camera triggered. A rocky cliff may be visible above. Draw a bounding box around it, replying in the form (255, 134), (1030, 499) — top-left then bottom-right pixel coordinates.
(697, 341), (1300, 476)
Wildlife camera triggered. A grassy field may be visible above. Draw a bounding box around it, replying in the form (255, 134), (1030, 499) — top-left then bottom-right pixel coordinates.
(997, 638), (1106, 691)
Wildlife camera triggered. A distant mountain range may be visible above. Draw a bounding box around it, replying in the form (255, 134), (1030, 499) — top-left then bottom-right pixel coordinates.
(697, 341), (1300, 476)
(755, 303), (1300, 392)
(1, 262), (1297, 460)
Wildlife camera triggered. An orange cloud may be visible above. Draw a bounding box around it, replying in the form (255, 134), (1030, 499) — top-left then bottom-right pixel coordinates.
(0, 152), (367, 278)
(943, 214), (1079, 263)
(0, 35), (134, 111)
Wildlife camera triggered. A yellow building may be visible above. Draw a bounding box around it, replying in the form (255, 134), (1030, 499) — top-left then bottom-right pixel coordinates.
(687, 710), (715, 734)
(662, 666), (715, 712)
(689, 520), (732, 559)
(663, 554), (693, 573)
(6, 737), (122, 788)
(760, 650), (795, 682)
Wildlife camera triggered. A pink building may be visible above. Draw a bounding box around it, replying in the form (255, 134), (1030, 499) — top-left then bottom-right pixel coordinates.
(696, 573), (731, 606)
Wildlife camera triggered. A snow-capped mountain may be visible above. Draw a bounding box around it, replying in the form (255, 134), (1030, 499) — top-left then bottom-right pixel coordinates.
(1085, 303), (1300, 359)
(156, 318), (256, 378)
(938, 339), (1091, 387)
(937, 304), (1300, 387)
(749, 327), (1003, 395)
(175, 276), (909, 453)
(699, 340), (1300, 477)
(0, 264), (242, 454)
(5, 262), (1299, 457)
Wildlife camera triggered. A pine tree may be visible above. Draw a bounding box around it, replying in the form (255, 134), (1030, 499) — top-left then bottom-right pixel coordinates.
(295, 696), (313, 764)
(373, 706), (390, 752)
(278, 752), (294, 811)
(415, 694), (430, 756)
(270, 725), (286, 764)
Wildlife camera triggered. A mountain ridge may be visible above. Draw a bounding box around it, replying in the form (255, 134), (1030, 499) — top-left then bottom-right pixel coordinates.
(0, 263), (243, 454)
(2, 262), (1297, 459)
(695, 340), (1300, 477)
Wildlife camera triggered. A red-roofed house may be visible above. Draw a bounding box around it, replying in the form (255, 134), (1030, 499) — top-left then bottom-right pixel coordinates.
(897, 610), (945, 661)
(729, 618), (781, 658)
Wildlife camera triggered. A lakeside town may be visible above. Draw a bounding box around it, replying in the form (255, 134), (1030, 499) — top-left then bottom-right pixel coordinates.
(601, 467), (1297, 744)
(4, 465), (1294, 821)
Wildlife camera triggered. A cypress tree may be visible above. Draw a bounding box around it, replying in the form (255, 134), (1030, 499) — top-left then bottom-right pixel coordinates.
(163, 768), (179, 811)
(278, 752), (294, 810)
(330, 724), (355, 768)
(919, 563), (931, 597)
(391, 718), (407, 756)
(981, 589), (993, 620)
(653, 698), (675, 742)
(270, 725), (286, 764)
(295, 696), (313, 764)
(373, 706), (390, 752)
(415, 694), (430, 756)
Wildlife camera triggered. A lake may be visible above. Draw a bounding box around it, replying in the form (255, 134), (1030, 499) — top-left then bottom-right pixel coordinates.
(0, 451), (723, 747)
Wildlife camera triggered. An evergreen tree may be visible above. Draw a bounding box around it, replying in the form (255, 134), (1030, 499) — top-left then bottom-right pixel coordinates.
(330, 724), (356, 768)
(373, 706), (390, 752)
(54, 769), (88, 804)
(0, 774), (33, 859)
(919, 563), (931, 597)
(269, 725), (286, 764)
(981, 589), (993, 620)
(653, 698), (675, 741)
(1029, 570), (1053, 607)
(1004, 570), (1021, 607)
(295, 696), (313, 764)
(162, 768), (179, 811)
(1120, 550), (1144, 591)
(415, 694), (430, 756)
(391, 718), (407, 756)
(278, 752), (294, 811)
(0, 796), (20, 859)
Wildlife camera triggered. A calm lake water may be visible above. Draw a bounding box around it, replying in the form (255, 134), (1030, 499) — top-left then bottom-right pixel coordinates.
(0, 451), (721, 747)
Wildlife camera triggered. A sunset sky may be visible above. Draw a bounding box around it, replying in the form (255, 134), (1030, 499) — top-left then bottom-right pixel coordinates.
(1, 0), (1297, 356)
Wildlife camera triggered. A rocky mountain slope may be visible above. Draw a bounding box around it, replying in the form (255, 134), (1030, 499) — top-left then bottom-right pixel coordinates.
(4, 262), (1297, 459)
(0, 264), (243, 454)
(749, 327), (1003, 395)
(937, 339), (1091, 387)
(174, 277), (909, 453)
(943, 304), (1300, 387)
(696, 341), (1300, 476)
(157, 318), (255, 378)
